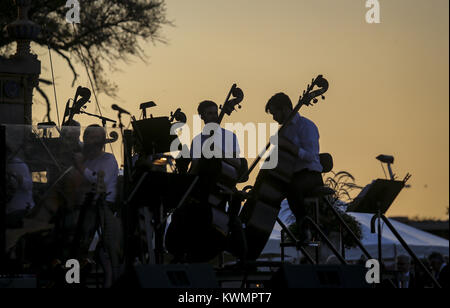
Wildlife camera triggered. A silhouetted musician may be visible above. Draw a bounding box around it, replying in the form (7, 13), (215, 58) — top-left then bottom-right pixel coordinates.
(265, 93), (324, 243)
(190, 100), (241, 166)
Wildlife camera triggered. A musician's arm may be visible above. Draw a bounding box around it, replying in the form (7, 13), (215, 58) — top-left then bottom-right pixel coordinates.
(175, 144), (191, 173)
(188, 138), (201, 174)
(79, 154), (118, 203)
(297, 146), (317, 162)
(101, 156), (119, 203)
(297, 124), (320, 162)
(17, 162), (33, 192)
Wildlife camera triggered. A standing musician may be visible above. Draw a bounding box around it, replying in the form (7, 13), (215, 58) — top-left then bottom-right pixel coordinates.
(265, 92), (324, 242)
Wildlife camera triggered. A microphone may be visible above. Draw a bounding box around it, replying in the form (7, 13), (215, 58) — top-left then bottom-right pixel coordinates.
(112, 104), (131, 115)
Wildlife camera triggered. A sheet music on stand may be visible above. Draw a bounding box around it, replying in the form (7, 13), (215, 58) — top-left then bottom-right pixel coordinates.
(347, 179), (405, 214)
(131, 117), (179, 155)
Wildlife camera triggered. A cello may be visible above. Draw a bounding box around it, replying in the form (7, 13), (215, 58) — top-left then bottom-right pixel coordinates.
(239, 75), (329, 260)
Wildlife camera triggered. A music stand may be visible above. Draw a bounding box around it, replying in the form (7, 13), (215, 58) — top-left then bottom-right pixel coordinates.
(131, 117), (179, 155)
(126, 118), (190, 265)
(347, 179), (405, 268)
(347, 179), (404, 214)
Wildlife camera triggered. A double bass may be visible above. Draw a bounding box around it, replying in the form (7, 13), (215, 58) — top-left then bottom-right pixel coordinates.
(165, 84), (245, 262)
(239, 75), (329, 260)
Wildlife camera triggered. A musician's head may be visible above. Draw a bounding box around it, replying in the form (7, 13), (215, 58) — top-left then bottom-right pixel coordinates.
(428, 252), (445, 273)
(198, 100), (219, 124)
(83, 124), (106, 158)
(396, 255), (411, 274)
(61, 119), (81, 146)
(265, 93), (293, 124)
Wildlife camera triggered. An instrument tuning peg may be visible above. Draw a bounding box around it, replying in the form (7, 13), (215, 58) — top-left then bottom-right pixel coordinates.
(313, 98), (318, 104)
(238, 105), (242, 109)
(322, 95), (325, 100)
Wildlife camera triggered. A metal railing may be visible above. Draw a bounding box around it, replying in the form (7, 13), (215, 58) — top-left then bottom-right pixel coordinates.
(0, 125), (5, 269)
(370, 214), (441, 288)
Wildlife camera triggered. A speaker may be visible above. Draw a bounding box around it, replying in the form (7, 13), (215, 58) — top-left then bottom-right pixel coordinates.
(0, 275), (37, 288)
(271, 264), (369, 288)
(115, 264), (219, 288)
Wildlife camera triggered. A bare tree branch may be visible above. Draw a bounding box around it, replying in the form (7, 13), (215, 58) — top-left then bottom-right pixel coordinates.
(1, 0), (170, 108)
(35, 85), (52, 122)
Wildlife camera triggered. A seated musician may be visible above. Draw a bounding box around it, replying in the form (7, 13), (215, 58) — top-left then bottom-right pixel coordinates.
(61, 119), (82, 151)
(47, 119), (82, 185)
(190, 100), (243, 174)
(166, 101), (247, 262)
(73, 124), (123, 286)
(5, 143), (35, 228)
(265, 92), (324, 242)
(73, 124), (118, 204)
(7, 125), (122, 286)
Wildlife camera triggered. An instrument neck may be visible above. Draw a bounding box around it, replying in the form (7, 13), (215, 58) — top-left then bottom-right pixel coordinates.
(217, 111), (225, 126)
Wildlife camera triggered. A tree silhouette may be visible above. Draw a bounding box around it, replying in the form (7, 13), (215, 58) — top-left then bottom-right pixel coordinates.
(1, 0), (170, 120)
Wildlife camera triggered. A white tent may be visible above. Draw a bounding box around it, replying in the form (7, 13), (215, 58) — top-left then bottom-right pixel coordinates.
(260, 209), (449, 261)
(344, 212), (449, 260)
(259, 221), (301, 262)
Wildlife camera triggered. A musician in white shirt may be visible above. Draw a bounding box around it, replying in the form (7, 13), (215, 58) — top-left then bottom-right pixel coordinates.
(74, 124), (118, 203)
(265, 92), (324, 243)
(190, 100), (241, 160)
(189, 100), (247, 181)
(5, 144), (35, 228)
(74, 124), (123, 287)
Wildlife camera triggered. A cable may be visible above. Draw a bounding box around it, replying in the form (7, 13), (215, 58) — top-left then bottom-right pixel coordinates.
(71, 24), (103, 118)
(71, 23), (115, 156)
(48, 46), (61, 127)
(41, 23), (61, 127)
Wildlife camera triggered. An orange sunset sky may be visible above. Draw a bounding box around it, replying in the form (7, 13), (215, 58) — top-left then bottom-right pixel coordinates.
(30, 0), (449, 219)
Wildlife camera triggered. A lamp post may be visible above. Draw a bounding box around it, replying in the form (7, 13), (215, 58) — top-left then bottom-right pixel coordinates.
(1, 0), (41, 125)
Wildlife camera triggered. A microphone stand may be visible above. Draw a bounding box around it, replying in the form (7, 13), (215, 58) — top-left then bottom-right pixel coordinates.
(79, 110), (117, 155)
(80, 110), (117, 127)
(113, 110), (134, 269)
(0, 125), (6, 270)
